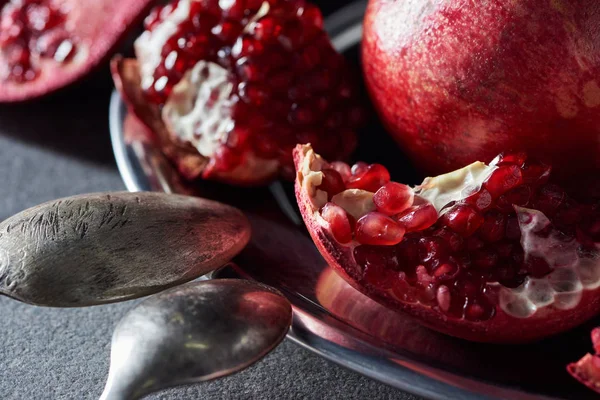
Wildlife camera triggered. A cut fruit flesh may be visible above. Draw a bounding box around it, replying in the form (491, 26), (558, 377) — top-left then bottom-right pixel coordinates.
(294, 144), (600, 343)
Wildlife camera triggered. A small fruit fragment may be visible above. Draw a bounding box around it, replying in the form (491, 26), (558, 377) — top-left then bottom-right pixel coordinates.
(355, 212), (406, 246)
(373, 182), (414, 216)
(321, 202), (352, 244)
(568, 327), (600, 394)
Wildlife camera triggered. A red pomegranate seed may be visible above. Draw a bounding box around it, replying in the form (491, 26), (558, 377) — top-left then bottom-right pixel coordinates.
(463, 187), (493, 211)
(478, 210), (506, 242)
(433, 261), (460, 281)
(523, 256), (551, 278)
(485, 165), (523, 198)
(464, 299), (494, 322)
(472, 249), (499, 269)
(317, 169), (345, 200)
(493, 152), (527, 167)
(395, 202), (438, 232)
(436, 285), (452, 312)
(346, 164), (391, 192)
(442, 204), (484, 236)
(433, 228), (465, 252)
(321, 202), (352, 244)
(418, 237), (449, 268)
(466, 236), (485, 252)
(373, 182), (414, 216)
(355, 212), (406, 246)
(496, 185), (532, 212)
(534, 184), (566, 217)
(329, 161), (351, 181)
(522, 159), (552, 186)
(351, 161), (368, 176)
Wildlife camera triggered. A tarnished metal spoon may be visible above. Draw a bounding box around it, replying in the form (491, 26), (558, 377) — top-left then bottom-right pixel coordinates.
(0, 192), (251, 307)
(100, 279), (292, 400)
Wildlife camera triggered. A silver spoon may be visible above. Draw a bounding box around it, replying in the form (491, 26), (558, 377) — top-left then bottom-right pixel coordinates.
(100, 278), (292, 400)
(0, 192), (251, 307)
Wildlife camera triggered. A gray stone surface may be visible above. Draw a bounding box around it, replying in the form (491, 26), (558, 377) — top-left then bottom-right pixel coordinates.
(0, 75), (422, 399)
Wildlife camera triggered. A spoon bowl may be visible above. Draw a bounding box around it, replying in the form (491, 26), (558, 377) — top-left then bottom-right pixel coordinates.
(0, 192), (251, 307)
(100, 278), (292, 400)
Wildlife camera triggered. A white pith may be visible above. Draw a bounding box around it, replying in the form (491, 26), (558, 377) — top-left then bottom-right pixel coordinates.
(298, 144), (600, 319)
(162, 61), (234, 159)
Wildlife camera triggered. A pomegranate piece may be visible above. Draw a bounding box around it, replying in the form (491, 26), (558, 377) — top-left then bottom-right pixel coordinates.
(0, 0), (154, 102)
(295, 144), (600, 343)
(112, 0), (364, 185)
(568, 327), (600, 394)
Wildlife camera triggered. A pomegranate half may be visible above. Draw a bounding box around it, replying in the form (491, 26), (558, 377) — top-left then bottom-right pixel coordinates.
(294, 144), (600, 343)
(0, 0), (154, 102)
(362, 0), (600, 182)
(112, 0), (363, 185)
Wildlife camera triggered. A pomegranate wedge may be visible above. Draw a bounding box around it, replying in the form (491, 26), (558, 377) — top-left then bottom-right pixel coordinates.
(294, 144), (600, 343)
(0, 0), (154, 102)
(112, 0), (363, 186)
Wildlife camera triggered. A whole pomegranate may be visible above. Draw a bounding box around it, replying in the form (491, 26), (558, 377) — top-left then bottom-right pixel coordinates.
(113, 0), (363, 185)
(362, 0), (600, 182)
(294, 144), (600, 343)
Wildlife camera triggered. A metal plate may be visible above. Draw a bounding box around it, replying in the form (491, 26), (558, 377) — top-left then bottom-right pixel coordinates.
(109, 2), (599, 399)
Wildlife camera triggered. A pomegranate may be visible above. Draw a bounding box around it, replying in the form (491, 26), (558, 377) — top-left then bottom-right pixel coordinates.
(112, 0), (363, 185)
(0, 0), (154, 102)
(568, 327), (600, 394)
(294, 144), (600, 343)
(362, 0), (600, 182)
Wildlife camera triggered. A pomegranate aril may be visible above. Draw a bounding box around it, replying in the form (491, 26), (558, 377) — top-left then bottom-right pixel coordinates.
(534, 184), (566, 217)
(464, 299), (495, 322)
(350, 161), (368, 176)
(436, 285), (452, 312)
(492, 152), (527, 167)
(396, 202), (438, 232)
(505, 216), (521, 240)
(485, 165), (523, 197)
(463, 187), (493, 211)
(523, 256), (552, 278)
(496, 185), (532, 213)
(433, 261), (460, 281)
(478, 210), (506, 242)
(321, 202), (352, 244)
(346, 164), (391, 192)
(472, 249), (499, 269)
(418, 237), (449, 268)
(1, 0), (76, 83)
(522, 160), (552, 186)
(442, 204), (484, 236)
(329, 161), (351, 182)
(373, 182), (414, 216)
(317, 169), (345, 200)
(433, 228), (464, 252)
(355, 212), (406, 246)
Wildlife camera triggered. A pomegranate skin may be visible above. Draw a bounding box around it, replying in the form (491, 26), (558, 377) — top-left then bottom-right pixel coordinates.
(363, 0), (600, 182)
(294, 145), (600, 343)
